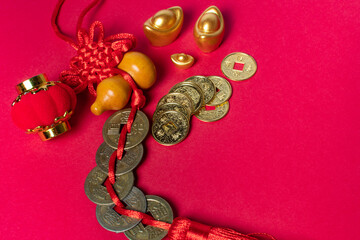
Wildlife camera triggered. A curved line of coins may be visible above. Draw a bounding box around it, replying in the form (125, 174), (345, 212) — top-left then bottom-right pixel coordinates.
(85, 108), (174, 239)
(152, 75), (233, 146)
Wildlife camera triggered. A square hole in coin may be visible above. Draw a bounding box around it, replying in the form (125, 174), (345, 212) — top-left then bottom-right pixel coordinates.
(107, 123), (125, 135)
(205, 105), (216, 111)
(233, 62), (245, 71)
(162, 121), (177, 135)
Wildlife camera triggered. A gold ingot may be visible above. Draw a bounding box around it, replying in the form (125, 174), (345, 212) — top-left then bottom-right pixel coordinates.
(193, 6), (224, 53)
(171, 53), (195, 69)
(16, 73), (48, 94)
(38, 121), (71, 141)
(143, 6), (183, 46)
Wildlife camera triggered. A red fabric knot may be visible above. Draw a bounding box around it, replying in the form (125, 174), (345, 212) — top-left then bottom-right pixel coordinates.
(131, 89), (146, 109)
(56, 20), (136, 96)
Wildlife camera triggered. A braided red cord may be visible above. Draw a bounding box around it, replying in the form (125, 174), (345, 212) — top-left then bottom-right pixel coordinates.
(76, 0), (102, 33)
(104, 179), (172, 230)
(51, 0), (77, 49)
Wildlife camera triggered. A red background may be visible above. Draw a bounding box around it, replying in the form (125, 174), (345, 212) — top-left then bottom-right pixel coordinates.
(1, 0), (359, 239)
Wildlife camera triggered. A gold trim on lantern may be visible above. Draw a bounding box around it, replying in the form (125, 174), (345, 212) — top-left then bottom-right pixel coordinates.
(12, 81), (59, 106)
(31, 82), (57, 94)
(16, 74), (48, 94)
(54, 110), (73, 123)
(26, 110), (73, 133)
(38, 121), (71, 141)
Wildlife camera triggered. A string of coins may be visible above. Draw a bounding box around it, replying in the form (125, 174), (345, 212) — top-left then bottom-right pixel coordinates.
(152, 76), (232, 146)
(85, 109), (174, 239)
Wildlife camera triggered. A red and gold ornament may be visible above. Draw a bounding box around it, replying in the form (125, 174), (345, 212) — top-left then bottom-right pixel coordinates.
(11, 73), (77, 141)
(91, 51), (157, 115)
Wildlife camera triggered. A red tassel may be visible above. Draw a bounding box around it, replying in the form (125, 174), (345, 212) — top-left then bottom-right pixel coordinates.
(167, 218), (275, 240)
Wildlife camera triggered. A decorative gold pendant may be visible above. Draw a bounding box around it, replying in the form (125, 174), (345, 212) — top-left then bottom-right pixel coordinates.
(171, 53), (195, 69)
(143, 6), (183, 47)
(193, 6), (224, 53)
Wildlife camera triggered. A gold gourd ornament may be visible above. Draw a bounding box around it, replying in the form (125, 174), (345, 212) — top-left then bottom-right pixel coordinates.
(194, 6), (225, 53)
(90, 75), (132, 115)
(143, 6), (183, 46)
(91, 51), (157, 115)
(117, 51), (157, 90)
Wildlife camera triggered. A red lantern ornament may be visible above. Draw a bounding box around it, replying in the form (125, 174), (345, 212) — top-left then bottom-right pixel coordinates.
(11, 74), (77, 141)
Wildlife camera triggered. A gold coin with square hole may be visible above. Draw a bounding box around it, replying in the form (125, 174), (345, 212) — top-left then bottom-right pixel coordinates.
(157, 93), (194, 114)
(185, 76), (215, 104)
(195, 101), (230, 122)
(207, 76), (232, 106)
(152, 111), (189, 146)
(103, 109), (149, 150)
(221, 52), (257, 81)
(169, 81), (204, 114)
(124, 195), (173, 240)
(153, 102), (191, 121)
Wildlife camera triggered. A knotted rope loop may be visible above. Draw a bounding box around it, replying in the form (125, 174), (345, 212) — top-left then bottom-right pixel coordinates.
(58, 20), (136, 96)
(52, 0), (137, 96)
(131, 89), (146, 109)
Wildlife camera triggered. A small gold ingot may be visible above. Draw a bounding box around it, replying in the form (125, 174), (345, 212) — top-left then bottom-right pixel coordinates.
(171, 53), (195, 69)
(16, 73), (48, 94)
(38, 121), (71, 141)
(143, 6), (183, 46)
(193, 6), (224, 53)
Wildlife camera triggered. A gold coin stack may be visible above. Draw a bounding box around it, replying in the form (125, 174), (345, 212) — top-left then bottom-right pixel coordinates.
(152, 75), (232, 146)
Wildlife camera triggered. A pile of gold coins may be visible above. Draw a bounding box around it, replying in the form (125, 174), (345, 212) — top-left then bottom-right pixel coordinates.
(85, 109), (174, 239)
(152, 76), (232, 146)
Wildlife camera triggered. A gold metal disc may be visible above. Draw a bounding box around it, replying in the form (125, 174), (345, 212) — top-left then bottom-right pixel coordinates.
(169, 81), (204, 114)
(207, 76), (232, 106)
(152, 110), (190, 146)
(195, 101), (230, 122)
(221, 52), (257, 81)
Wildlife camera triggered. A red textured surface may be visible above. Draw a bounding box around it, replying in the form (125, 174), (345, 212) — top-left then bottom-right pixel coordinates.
(1, 0), (360, 239)
(11, 82), (76, 130)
